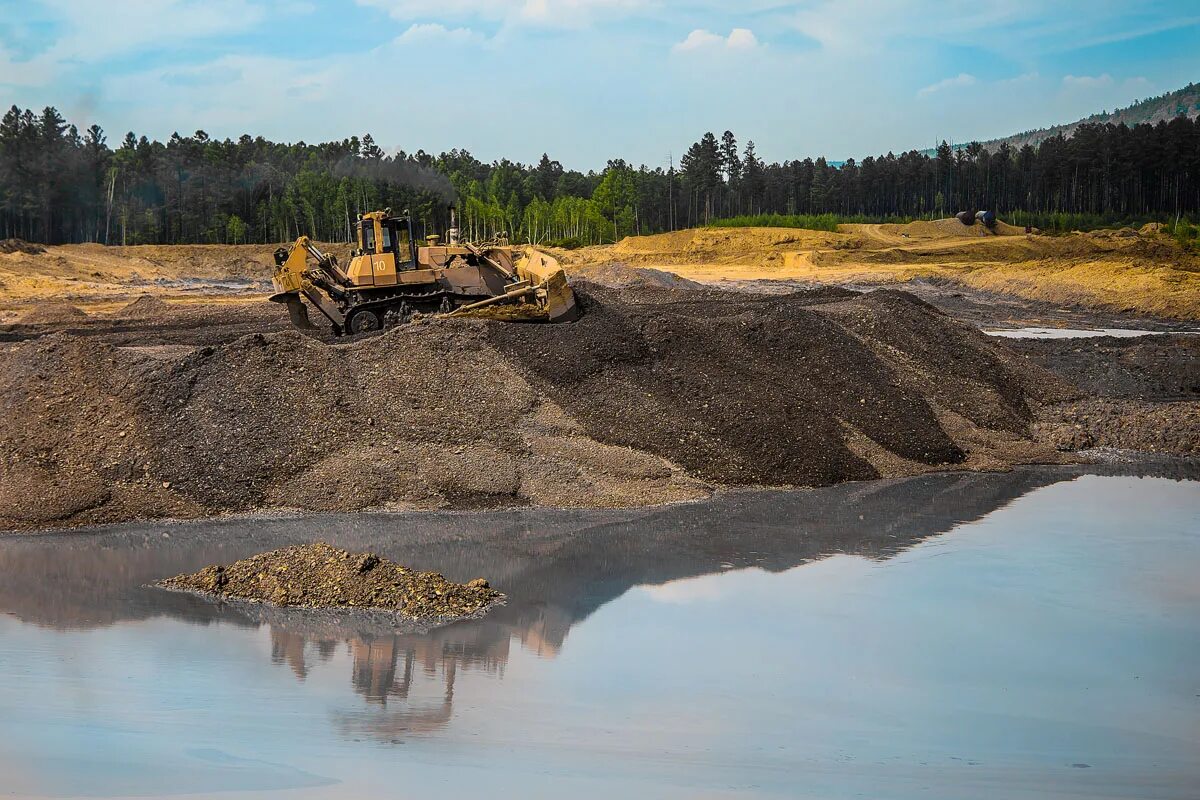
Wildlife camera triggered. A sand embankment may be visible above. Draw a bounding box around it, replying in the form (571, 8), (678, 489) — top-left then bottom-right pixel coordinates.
(560, 220), (1200, 320)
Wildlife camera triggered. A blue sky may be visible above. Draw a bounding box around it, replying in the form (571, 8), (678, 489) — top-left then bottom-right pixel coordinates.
(0, 1), (1197, 168)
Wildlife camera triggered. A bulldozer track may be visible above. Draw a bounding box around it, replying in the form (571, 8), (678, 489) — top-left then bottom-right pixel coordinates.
(343, 288), (453, 334)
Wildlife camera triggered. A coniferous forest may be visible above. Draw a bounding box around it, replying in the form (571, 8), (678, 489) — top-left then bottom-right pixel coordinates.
(1, 102), (1198, 247)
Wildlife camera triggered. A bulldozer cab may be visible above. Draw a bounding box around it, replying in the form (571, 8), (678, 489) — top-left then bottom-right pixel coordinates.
(358, 212), (416, 270)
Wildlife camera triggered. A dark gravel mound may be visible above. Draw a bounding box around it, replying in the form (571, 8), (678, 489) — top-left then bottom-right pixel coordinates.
(571, 261), (705, 290)
(0, 286), (1069, 531)
(0, 239), (45, 255)
(488, 286), (1062, 487)
(159, 542), (500, 617)
(816, 290), (1047, 433)
(18, 303), (88, 324)
(1037, 399), (1199, 455)
(1008, 334), (1200, 401)
(111, 294), (175, 320)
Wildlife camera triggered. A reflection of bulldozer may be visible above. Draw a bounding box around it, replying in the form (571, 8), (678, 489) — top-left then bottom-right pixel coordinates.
(340, 629), (512, 741)
(270, 207), (578, 335)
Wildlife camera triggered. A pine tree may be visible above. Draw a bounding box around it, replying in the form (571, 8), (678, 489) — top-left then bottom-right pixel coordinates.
(741, 140), (764, 214)
(361, 134), (384, 160)
(0, 103), (1197, 246)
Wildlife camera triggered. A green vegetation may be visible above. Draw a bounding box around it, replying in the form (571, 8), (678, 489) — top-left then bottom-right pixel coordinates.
(1174, 219), (1200, 254)
(708, 213), (914, 231)
(1009, 211), (1160, 232)
(1, 102), (1198, 247)
(1006, 210), (1197, 235)
(979, 82), (1199, 154)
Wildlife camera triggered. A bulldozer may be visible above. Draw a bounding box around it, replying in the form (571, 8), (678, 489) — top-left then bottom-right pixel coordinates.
(269, 207), (578, 335)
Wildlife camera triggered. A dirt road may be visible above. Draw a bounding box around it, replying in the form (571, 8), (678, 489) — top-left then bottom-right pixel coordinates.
(0, 240), (352, 322)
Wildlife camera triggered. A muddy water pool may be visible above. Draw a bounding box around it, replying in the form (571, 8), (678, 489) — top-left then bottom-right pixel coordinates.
(0, 466), (1197, 799)
(984, 326), (1198, 339)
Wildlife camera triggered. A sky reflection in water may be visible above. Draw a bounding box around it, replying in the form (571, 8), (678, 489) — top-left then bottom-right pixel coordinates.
(0, 467), (1197, 799)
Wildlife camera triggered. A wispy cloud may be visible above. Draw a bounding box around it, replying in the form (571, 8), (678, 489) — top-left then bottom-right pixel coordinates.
(41, 0), (263, 62)
(2, 0), (1195, 167)
(0, 0), (266, 89)
(357, 0), (644, 28)
(1063, 73), (1114, 89)
(917, 73), (977, 97)
(1045, 15), (1200, 52)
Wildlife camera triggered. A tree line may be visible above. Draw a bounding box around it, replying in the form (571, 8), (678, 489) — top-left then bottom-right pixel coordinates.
(1, 103), (1197, 247)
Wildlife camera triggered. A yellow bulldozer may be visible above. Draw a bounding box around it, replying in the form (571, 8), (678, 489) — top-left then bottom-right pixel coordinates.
(270, 208), (578, 335)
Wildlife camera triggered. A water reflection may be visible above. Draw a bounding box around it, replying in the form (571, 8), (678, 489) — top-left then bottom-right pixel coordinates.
(339, 637), (463, 739)
(0, 463), (1196, 745)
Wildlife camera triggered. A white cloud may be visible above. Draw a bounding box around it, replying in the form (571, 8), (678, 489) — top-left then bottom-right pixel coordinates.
(1063, 73), (1114, 89)
(784, 0), (1200, 65)
(674, 29), (724, 51)
(789, 1), (1027, 51)
(726, 28), (759, 50)
(673, 28), (759, 54)
(396, 23), (484, 45)
(999, 71), (1040, 85)
(0, 0), (266, 89)
(917, 72), (977, 97)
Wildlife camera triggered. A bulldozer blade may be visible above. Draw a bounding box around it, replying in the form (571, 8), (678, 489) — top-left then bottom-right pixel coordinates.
(271, 292), (318, 330)
(517, 249), (579, 322)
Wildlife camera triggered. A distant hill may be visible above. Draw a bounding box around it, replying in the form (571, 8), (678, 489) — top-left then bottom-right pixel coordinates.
(930, 82), (1200, 155)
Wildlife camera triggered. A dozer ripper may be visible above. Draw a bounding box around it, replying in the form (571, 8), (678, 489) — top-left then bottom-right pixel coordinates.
(270, 208), (578, 335)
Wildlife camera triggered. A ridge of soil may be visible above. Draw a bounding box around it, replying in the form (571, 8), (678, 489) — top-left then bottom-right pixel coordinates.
(158, 542), (501, 618)
(110, 294), (175, 320)
(569, 261), (705, 290)
(488, 285), (1069, 487)
(1019, 333), (1200, 457)
(18, 303), (88, 324)
(1035, 398), (1198, 456)
(0, 285), (1073, 531)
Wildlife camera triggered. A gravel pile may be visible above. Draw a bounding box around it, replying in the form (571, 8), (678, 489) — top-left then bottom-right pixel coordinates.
(0, 285), (1071, 531)
(569, 261), (705, 290)
(0, 239), (45, 255)
(158, 542), (500, 617)
(1037, 399), (1199, 455)
(1008, 334), (1199, 401)
(1015, 333), (1199, 458)
(17, 303), (88, 324)
(109, 294), (176, 321)
(489, 286), (1067, 487)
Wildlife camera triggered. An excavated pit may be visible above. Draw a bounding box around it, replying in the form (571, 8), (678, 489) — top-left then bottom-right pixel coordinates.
(0, 285), (1076, 531)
